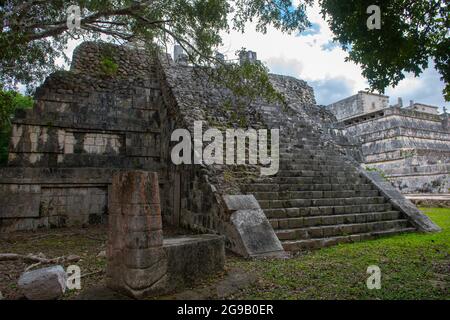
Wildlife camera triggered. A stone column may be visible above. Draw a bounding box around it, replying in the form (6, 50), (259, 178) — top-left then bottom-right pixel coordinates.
(106, 171), (167, 298)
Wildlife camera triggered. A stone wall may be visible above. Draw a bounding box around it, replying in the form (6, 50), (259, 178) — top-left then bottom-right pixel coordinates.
(327, 91), (389, 121)
(155, 54), (317, 237)
(0, 41), (164, 231)
(335, 106), (450, 194)
(406, 103), (440, 115)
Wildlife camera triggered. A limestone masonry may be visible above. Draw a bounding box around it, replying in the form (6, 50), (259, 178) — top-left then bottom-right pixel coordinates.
(0, 42), (441, 257)
(326, 91), (449, 195)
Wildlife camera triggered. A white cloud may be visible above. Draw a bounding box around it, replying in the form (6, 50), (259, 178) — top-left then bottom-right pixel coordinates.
(386, 63), (447, 110)
(309, 76), (355, 105)
(267, 56), (304, 78)
(219, 3), (448, 110)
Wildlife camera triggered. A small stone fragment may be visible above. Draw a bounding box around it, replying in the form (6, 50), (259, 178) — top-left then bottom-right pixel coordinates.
(66, 254), (81, 262)
(18, 265), (67, 300)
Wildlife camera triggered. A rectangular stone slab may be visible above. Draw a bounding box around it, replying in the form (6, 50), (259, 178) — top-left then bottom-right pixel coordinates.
(223, 194), (260, 211)
(163, 234), (225, 291)
(230, 208), (285, 257)
(0, 185), (41, 218)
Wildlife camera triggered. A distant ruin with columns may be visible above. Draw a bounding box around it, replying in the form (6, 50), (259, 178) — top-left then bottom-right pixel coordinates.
(326, 91), (449, 197)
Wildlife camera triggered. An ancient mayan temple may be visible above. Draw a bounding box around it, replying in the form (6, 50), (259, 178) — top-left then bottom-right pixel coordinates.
(326, 92), (450, 195)
(0, 42), (440, 257)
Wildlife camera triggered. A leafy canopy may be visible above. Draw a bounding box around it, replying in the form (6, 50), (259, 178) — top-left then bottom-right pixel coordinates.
(320, 0), (450, 101)
(0, 86), (33, 164)
(1, 1), (448, 101)
(0, 0), (313, 90)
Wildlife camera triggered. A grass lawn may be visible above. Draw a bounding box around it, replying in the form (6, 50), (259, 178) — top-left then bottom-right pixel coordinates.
(0, 208), (448, 300)
(229, 207), (450, 300)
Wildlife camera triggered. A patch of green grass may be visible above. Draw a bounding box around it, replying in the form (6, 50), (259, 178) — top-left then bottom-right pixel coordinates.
(100, 57), (118, 76)
(230, 208), (450, 300)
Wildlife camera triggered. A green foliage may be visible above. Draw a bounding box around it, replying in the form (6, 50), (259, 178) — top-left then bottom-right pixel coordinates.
(0, 0), (313, 91)
(100, 56), (118, 76)
(365, 166), (388, 180)
(0, 86), (33, 165)
(320, 0), (450, 101)
(218, 52), (285, 105)
(3, 1), (446, 103)
(214, 51), (286, 126)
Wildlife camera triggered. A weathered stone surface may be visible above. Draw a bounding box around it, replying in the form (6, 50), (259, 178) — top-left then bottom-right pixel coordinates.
(231, 209), (286, 257)
(406, 194), (450, 208)
(0, 184), (41, 218)
(110, 171), (160, 205)
(164, 234), (225, 291)
(0, 41), (163, 232)
(106, 170), (167, 299)
(360, 170), (441, 232)
(66, 254), (81, 263)
(223, 195), (260, 211)
(107, 171), (225, 298)
(223, 195), (285, 258)
(18, 265), (67, 300)
(327, 93), (450, 194)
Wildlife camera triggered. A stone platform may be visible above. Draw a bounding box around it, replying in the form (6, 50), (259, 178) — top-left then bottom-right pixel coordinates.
(163, 234), (225, 292)
(406, 194), (450, 208)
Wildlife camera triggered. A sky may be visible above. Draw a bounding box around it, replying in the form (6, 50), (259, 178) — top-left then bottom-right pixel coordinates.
(48, 3), (448, 112)
(217, 3), (449, 111)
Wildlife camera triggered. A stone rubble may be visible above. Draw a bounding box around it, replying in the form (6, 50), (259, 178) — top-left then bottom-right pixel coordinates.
(17, 265), (67, 300)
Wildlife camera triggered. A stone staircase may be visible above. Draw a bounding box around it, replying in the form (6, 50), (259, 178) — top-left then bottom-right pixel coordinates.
(241, 106), (416, 252)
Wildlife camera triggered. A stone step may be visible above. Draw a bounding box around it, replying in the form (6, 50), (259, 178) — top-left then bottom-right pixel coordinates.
(241, 183), (375, 192)
(258, 196), (386, 209)
(251, 189), (380, 200)
(246, 176), (368, 185)
(275, 170), (358, 178)
(279, 163), (354, 171)
(279, 159), (350, 166)
(279, 140), (324, 146)
(280, 153), (343, 160)
(280, 136), (322, 140)
(281, 227), (416, 251)
(278, 144), (336, 150)
(263, 203), (393, 218)
(276, 219), (410, 241)
(279, 145), (334, 152)
(270, 211), (402, 229)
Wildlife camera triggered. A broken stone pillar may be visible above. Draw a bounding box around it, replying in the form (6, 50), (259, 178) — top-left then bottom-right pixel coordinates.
(106, 171), (167, 298)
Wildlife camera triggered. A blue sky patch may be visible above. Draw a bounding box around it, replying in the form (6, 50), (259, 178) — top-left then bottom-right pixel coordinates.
(298, 22), (321, 36)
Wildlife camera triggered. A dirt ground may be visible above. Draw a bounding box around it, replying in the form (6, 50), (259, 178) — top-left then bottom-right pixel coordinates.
(0, 225), (251, 300)
(0, 226), (109, 299)
(2, 210), (447, 300)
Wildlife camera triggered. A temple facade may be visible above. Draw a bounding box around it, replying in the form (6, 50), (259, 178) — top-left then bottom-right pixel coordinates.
(326, 92), (450, 195)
